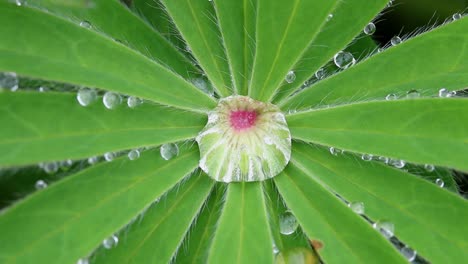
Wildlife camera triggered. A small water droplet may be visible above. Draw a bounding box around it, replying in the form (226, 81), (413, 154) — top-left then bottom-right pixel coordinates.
(43, 162), (59, 174)
(102, 235), (118, 249)
(329, 147), (343, 156)
(326, 14), (333, 21)
(104, 152), (115, 162)
(406, 89), (420, 99)
(385, 93), (397, 100)
(400, 246), (417, 262)
(373, 220), (394, 239)
(285, 71), (296, 84)
(0, 72), (19, 91)
(348, 202), (365, 214)
(361, 154), (373, 161)
(438, 88), (449, 97)
(378, 156), (389, 164)
(315, 68), (326, 80)
(127, 149), (140, 160)
(127, 96), (143, 108)
(35, 179), (48, 190)
(88, 156), (99, 164)
(76, 258), (89, 264)
(38, 86), (49, 93)
(452, 13), (462, 20)
(363, 22), (376, 35)
(435, 178), (444, 188)
(390, 36), (402, 46)
(390, 159), (405, 169)
(79, 20), (92, 29)
(103, 92), (122, 109)
(59, 159), (73, 170)
(77, 88), (97, 106)
(333, 51), (356, 69)
(160, 143), (179, 160)
(279, 211), (298, 235)
(15, 0), (25, 6)
(424, 164), (435, 172)
(272, 244), (280, 255)
(377, 47), (384, 53)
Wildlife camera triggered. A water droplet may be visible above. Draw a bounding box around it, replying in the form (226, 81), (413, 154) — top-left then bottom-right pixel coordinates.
(400, 246), (417, 262)
(43, 162), (59, 174)
(88, 156), (99, 164)
(378, 156), (390, 164)
(348, 202), (365, 214)
(326, 14), (333, 21)
(0, 72), (19, 91)
(104, 152), (115, 162)
(315, 68), (326, 80)
(361, 154), (373, 161)
(15, 0), (25, 6)
(406, 89), (420, 99)
(59, 159), (73, 170)
(102, 235), (118, 249)
(377, 47), (385, 53)
(38, 86), (49, 92)
(35, 179), (48, 190)
(285, 71), (296, 84)
(390, 36), (402, 46)
(452, 13), (462, 20)
(103, 92), (122, 109)
(76, 88), (97, 106)
(373, 220), (394, 239)
(333, 51), (356, 69)
(385, 93), (397, 100)
(438, 88), (456, 98)
(79, 20), (92, 29)
(76, 258), (89, 264)
(264, 136), (274, 145)
(435, 178), (444, 188)
(272, 244), (280, 255)
(279, 211), (298, 235)
(363, 22), (376, 35)
(160, 143), (179, 160)
(424, 164), (435, 172)
(127, 149), (140, 160)
(127, 96), (143, 108)
(386, 0), (394, 7)
(390, 159), (405, 169)
(329, 147), (343, 156)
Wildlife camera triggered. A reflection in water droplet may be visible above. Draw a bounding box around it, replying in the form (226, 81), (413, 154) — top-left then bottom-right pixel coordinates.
(400, 246), (417, 262)
(373, 220), (394, 239)
(406, 89), (420, 99)
(160, 143), (179, 160)
(279, 211), (298, 235)
(35, 179), (48, 190)
(435, 178), (444, 188)
(333, 51), (356, 69)
(0, 72), (19, 91)
(363, 22), (376, 35)
(103, 92), (122, 109)
(127, 96), (143, 108)
(128, 149), (140, 160)
(104, 152), (115, 162)
(348, 202), (365, 215)
(385, 94), (397, 101)
(424, 164), (435, 172)
(285, 71), (296, 84)
(79, 20), (92, 29)
(43, 162), (59, 174)
(361, 154), (373, 161)
(77, 88), (97, 107)
(102, 235), (119, 249)
(390, 36), (402, 46)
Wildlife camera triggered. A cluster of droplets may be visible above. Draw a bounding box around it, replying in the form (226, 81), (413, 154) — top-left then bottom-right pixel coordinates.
(384, 87), (457, 102)
(76, 88), (144, 109)
(34, 160), (74, 190)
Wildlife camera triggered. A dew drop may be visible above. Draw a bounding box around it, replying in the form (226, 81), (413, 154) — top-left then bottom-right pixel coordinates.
(390, 159), (405, 169)
(386, 0), (394, 7)
(279, 211), (298, 235)
(15, 0), (25, 6)
(35, 179), (48, 190)
(160, 143), (179, 160)
(43, 162), (59, 174)
(102, 235), (118, 249)
(103, 92), (122, 109)
(435, 178), (444, 188)
(88, 156), (99, 165)
(348, 202), (365, 215)
(38, 86), (49, 93)
(363, 22), (376, 35)
(77, 88), (97, 107)
(333, 51), (356, 69)
(59, 159), (73, 170)
(400, 246), (417, 262)
(361, 154), (373, 161)
(438, 88), (455, 98)
(406, 89), (420, 99)
(76, 258), (89, 264)
(127, 96), (143, 108)
(390, 36), (402, 46)
(329, 147), (343, 156)
(373, 220), (394, 239)
(452, 13), (462, 20)
(326, 14), (333, 21)
(378, 156), (390, 164)
(285, 71), (296, 84)
(0, 72), (19, 91)
(127, 149), (140, 160)
(424, 164), (435, 172)
(315, 68), (326, 80)
(79, 20), (92, 29)
(104, 152), (115, 162)
(385, 93), (397, 100)
(272, 244), (280, 255)
(377, 47), (385, 53)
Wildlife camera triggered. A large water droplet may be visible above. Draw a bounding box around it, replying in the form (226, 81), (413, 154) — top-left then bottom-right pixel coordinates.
(103, 92), (122, 109)
(373, 220), (394, 239)
(279, 211), (298, 235)
(424, 164), (435, 172)
(390, 36), (402, 46)
(102, 235), (118, 249)
(400, 246), (417, 262)
(285, 71), (296, 84)
(160, 143), (179, 160)
(127, 149), (140, 160)
(390, 159), (405, 169)
(452, 13), (462, 20)
(79, 20), (92, 29)
(127, 96), (143, 108)
(77, 88), (97, 107)
(76, 258), (89, 264)
(88, 156), (99, 164)
(0, 72), (19, 91)
(104, 152), (115, 162)
(363, 22), (376, 35)
(385, 93), (397, 101)
(35, 179), (48, 190)
(361, 154), (373, 161)
(315, 68), (326, 80)
(348, 202), (365, 214)
(406, 89), (420, 99)
(435, 178), (444, 188)
(333, 51), (356, 69)
(43, 162), (59, 174)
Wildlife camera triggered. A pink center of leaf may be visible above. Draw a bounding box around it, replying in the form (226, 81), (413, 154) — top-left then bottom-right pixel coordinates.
(230, 110), (258, 131)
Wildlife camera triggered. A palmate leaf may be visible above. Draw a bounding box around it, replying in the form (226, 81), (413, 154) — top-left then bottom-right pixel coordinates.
(287, 99), (468, 172)
(0, 145), (199, 264)
(0, 93), (205, 166)
(291, 143), (468, 263)
(0, 2), (215, 111)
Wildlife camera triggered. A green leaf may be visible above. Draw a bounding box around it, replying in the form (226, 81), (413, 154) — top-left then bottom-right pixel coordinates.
(207, 182), (273, 264)
(274, 165), (407, 264)
(287, 98), (468, 172)
(93, 171), (214, 264)
(272, 0), (387, 103)
(161, 0), (232, 97)
(175, 184), (225, 264)
(291, 142), (468, 263)
(30, 0), (199, 80)
(281, 17), (468, 110)
(404, 165), (458, 193)
(213, 0), (256, 95)
(0, 92), (205, 166)
(0, 145), (199, 264)
(248, 0), (339, 101)
(0, 3), (216, 111)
